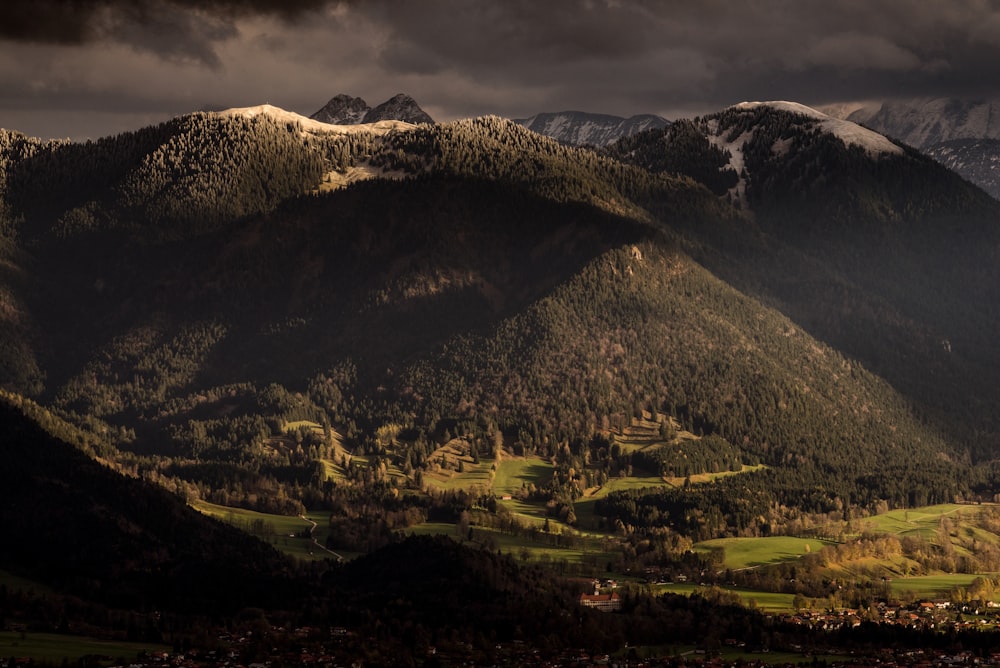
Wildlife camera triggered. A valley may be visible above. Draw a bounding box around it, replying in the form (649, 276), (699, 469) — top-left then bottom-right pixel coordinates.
(2, 99), (1000, 664)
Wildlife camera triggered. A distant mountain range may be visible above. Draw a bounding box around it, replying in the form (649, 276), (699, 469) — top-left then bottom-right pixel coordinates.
(307, 95), (669, 148)
(839, 98), (1000, 147)
(824, 98), (1000, 199)
(513, 110), (669, 147)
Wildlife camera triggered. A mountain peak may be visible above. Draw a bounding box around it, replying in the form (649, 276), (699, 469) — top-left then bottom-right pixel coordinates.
(309, 93), (434, 125)
(362, 93), (434, 124)
(310, 93), (370, 125)
(730, 100), (902, 156)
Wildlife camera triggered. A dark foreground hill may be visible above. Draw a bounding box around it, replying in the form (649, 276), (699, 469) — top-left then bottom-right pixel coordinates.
(0, 399), (299, 614)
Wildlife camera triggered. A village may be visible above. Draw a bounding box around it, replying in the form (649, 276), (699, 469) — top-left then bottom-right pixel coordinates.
(6, 603), (997, 668)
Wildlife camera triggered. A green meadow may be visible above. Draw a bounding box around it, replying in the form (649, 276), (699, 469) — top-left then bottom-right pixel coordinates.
(888, 573), (987, 599)
(652, 582), (797, 613)
(861, 503), (983, 539)
(694, 536), (830, 570)
(0, 569), (51, 595)
(190, 500), (338, 560)
(491, 456), (554, 496)
(0, 631), (170, 664)
(406, 521), (617, 568)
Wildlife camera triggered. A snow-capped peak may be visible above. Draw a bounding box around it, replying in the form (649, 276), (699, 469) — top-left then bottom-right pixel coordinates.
(733, 101), (903, 156)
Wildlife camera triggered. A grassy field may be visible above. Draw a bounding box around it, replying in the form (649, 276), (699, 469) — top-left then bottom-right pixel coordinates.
(652, 582), (797, 613)
(406, 521), (617, 569)
(492, 457), (553, 496)
(888, 573), (988, 599)
(0, 631), (170, 664)
(694, 536), (830, 570)
(0, 569), (52, 595)
(423, 458), (495, 491)
(663, 464), (766, 487)
(861, 504), (983, 539)
(190, 500), (336, 560)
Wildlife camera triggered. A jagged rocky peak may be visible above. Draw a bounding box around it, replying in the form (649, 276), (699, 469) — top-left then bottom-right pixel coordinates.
(362, 93), (435, 124)
(514, 110), (669, 147)
(310, 94), (370, 125)
(309, 93), (434, 125)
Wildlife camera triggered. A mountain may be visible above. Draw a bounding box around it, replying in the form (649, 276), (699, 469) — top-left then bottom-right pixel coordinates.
(1, 101), (996, 518)
(309, 92), (434, 125)
(310, 93), (369, 124)
(3, 99), (1000, 657)
(824, 98), (1000, 200)
(925, 138), (1000, 199)
(838, 98), (1000, 148)
(606, 101), (1000, 462)
(514, 110), (669, 147)
(362, 93), (434, 124)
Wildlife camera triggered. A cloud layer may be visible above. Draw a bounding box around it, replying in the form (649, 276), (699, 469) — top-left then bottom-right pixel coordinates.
(1, 0), (999, 139)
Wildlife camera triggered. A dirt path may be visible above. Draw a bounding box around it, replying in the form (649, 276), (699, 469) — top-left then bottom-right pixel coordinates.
(300, 515), (345, 561)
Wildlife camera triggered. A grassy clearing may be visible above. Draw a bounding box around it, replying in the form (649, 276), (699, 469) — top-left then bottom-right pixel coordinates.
(695, 536), (830, 570)
(652, 583), (797, 613)
(283, 419), (323, 431)
(0, 569), (52, 595)
(492, 457), (553, 496)
(0, 631), (170, 664)
(663, 464), (766, 487)
(405, 522), (617, 569)
(584, 474), (672, 499)
(423, 457), (495, 491)
(862, 504), (981, 538)
(190, 500), (331, 560)
(888, 573), (989, 599)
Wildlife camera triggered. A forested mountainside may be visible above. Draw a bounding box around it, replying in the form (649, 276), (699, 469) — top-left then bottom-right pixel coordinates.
(826, 98), (1000, 203)
(0, 102), (999, 566)
(605, 102), (1000, 463)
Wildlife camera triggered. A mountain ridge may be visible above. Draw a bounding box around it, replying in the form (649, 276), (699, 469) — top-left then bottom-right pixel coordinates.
(514, 109), (669, 147)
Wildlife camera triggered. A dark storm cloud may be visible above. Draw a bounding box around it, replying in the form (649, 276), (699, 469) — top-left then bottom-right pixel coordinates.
(353, 0), (1000, 111)
(0, 0), (327, 64)
(1, 0), (999, 139)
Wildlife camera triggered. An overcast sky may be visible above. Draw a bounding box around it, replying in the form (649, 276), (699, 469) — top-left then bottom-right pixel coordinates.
(1, 0), (999, 140)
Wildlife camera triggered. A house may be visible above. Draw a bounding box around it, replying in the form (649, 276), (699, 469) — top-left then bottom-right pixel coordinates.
(579, 592), (622, 612)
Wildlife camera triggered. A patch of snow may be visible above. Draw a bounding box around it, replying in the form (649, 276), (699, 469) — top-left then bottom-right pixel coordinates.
(734, 101), (903, 157)
(705, 118), (751, 206)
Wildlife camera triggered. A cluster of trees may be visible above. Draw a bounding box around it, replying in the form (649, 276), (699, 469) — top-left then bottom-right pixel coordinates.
(605, 119), (739, 196)
(5, 113), (328, 243)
